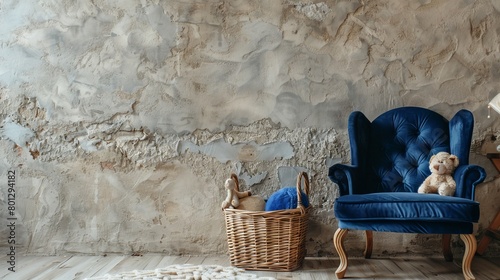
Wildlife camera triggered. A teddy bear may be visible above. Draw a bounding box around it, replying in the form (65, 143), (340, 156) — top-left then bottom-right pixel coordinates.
(221, 174), (251, 210)
(417, 151), (459, 196)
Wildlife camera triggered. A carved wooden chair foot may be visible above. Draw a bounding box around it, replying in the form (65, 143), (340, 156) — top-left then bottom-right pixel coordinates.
(333, 228), (348, 279)
(460, 234), (477, 280)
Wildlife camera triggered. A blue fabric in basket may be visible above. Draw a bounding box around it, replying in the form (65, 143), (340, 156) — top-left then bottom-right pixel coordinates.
(265, 187), (309, 211)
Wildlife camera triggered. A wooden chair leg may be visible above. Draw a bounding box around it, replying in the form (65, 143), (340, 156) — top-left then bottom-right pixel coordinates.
(460, 234), (477, 280)
(442, 234), (453, 262)
(364, 230), (373, 259)
(333, 228), (349, 279)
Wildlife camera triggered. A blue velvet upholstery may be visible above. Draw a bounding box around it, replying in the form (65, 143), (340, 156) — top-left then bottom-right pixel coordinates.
(329, 107), (486, 234)
(335, 193), (479, 233)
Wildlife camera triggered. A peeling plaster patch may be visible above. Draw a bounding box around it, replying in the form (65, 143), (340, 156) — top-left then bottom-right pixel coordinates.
(295, 2), (331, 21)
(76, 137), (101, 152)
(239, 172), (268, 187)
(233, 162), (268, 187)
(177, 138), (294, 163)
(0, 117), (35, 148)
(278, 166), (312, 188)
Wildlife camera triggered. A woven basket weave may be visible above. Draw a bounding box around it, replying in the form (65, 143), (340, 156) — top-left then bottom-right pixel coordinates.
(223, 172), (311, 271)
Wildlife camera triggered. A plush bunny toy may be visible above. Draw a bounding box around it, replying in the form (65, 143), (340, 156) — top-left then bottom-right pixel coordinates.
(221, 176), (251, 209)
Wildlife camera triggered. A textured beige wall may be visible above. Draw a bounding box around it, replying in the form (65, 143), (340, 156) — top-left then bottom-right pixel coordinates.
(0, 0), (499, 257)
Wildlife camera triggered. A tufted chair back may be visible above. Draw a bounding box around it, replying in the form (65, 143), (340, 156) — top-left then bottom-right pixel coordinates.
(348, 107), (473, 194)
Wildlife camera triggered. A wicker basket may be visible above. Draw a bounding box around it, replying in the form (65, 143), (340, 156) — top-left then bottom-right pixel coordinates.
(223, 172), (311, 271)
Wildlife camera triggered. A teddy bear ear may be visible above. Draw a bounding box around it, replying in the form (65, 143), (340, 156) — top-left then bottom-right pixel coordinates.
(449, 155), (459, 167)
(429, 154), (436, 162)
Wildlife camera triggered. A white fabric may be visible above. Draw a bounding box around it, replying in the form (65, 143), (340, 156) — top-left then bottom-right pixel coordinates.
(84, 264), (277, 280)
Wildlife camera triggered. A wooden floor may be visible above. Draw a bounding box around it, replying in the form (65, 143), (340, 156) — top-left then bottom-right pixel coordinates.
(0, 254), (498, 280)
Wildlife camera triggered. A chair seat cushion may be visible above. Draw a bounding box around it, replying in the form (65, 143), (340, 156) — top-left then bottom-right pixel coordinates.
(335, 192), (479, 223)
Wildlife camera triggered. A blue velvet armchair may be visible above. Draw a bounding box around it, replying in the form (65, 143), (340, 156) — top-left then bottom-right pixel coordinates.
(328, 107), (486, 280)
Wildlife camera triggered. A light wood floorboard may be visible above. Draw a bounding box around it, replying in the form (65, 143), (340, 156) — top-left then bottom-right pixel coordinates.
(0, 255), (497, 280)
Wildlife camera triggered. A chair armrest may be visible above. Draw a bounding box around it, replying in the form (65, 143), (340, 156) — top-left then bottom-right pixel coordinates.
(328, 164), (361, 196)
(454, 164), (486, 200)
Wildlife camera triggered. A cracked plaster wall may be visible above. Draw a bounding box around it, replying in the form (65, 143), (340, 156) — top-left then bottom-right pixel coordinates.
(0, 0), (499, 257)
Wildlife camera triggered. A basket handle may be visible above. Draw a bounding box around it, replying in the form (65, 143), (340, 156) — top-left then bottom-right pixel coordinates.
(296, 172), (310, 213)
